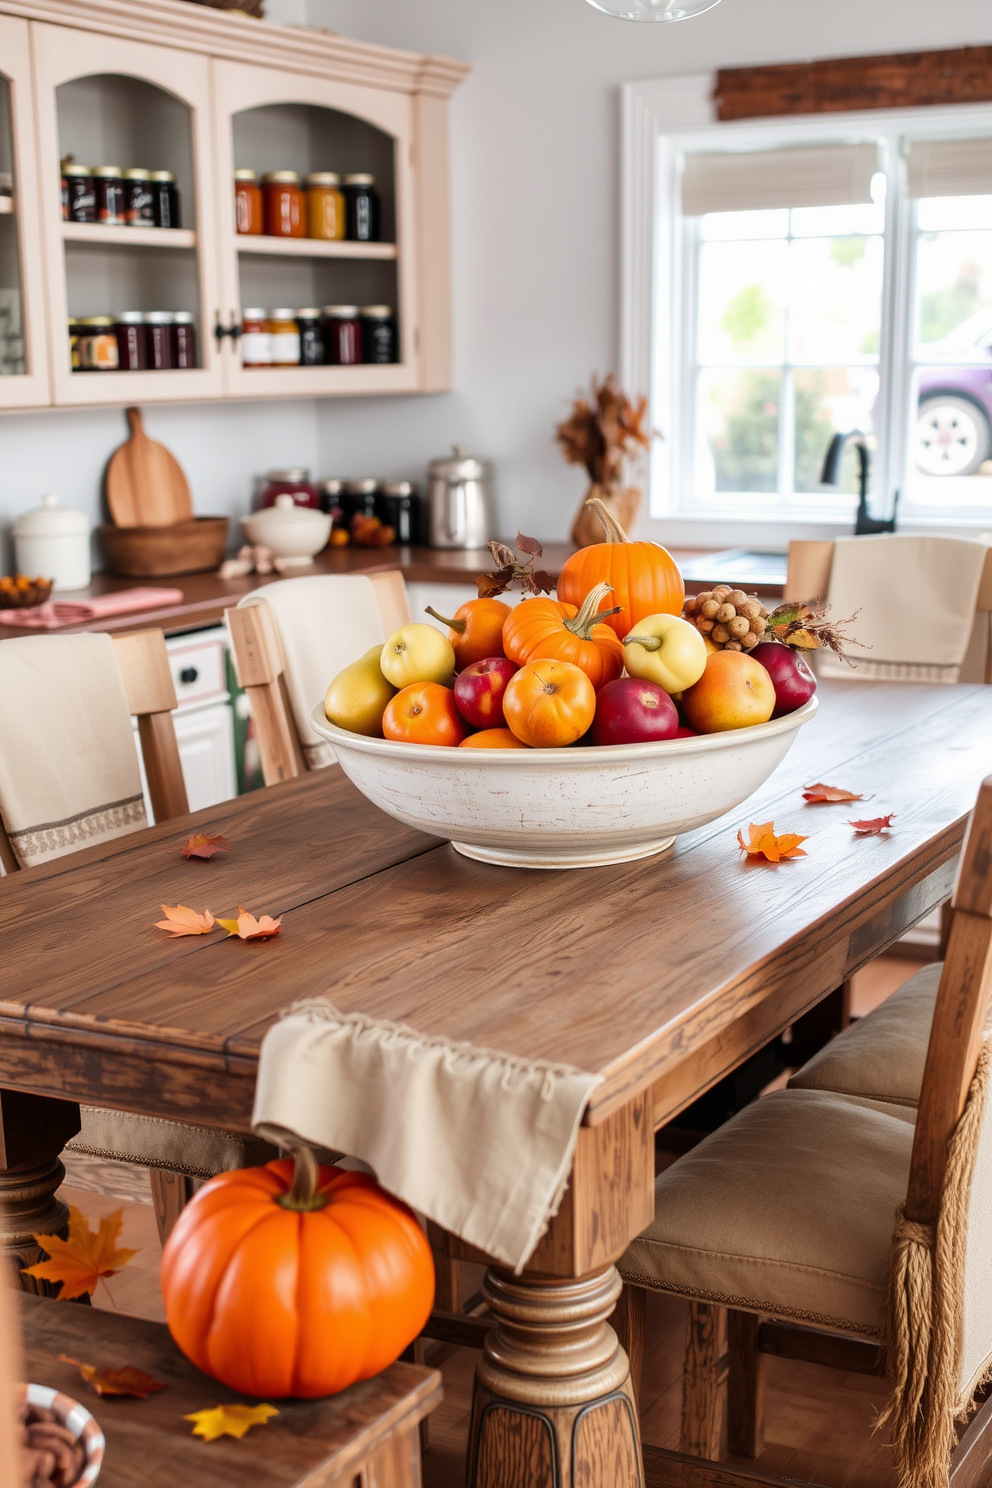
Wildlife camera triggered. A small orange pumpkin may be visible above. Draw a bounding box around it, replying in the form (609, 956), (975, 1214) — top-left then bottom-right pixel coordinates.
(503, 659), (596, 747)
(557, 498), (684, 639)
(424, 597), (511, 667)
(502, 582), (623, 690)
(160, 1146), (434, 1399)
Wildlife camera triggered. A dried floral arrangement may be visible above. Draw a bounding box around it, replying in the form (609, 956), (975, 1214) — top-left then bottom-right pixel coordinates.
(555, 375), (655, 547)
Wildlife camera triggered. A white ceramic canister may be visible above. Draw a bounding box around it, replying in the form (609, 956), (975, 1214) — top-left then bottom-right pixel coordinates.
(13, 494), (91, 590)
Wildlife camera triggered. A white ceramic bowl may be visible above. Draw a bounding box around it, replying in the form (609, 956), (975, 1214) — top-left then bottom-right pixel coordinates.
(310, 697), (817, 869)
(19, 1382), (105, 1486)
(241, 494), (332, 565)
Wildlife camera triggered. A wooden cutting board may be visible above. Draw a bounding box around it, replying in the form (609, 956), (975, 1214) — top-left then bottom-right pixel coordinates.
(106, 407), (193, 527)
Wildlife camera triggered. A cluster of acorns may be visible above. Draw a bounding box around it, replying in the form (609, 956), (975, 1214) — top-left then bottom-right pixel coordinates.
(682, 586), (770, 653)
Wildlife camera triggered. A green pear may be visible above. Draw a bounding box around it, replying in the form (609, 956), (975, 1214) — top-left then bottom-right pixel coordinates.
(324, 645), (396, 737)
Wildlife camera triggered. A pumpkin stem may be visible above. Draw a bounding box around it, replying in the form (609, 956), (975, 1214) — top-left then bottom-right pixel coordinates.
(425, 606), (466, 636)
(276, 1135), (330, 1212)
(585, 496), (630, 545)
(564, 581), (624, 640)
(623, 633), (663, 651)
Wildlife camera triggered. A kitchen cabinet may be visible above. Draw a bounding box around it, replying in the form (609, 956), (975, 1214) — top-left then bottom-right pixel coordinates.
(0, 15), (51, 407)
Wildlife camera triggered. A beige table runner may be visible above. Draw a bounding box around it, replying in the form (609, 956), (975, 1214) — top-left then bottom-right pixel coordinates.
(253, 1001), (602, 1272)
(0, 634), (147, 867)
(819, 534), (988, 682)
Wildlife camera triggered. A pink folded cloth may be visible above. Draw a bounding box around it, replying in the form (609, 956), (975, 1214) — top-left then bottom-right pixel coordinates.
(0, 587), (185, 629)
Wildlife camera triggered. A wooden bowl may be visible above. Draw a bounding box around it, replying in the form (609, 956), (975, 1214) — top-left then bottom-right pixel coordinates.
(100, 517), (229, 577)
(0, 576), (54, 608)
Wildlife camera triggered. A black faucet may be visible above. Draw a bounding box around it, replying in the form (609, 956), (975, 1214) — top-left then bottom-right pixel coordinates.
(819, 431), (898, 535)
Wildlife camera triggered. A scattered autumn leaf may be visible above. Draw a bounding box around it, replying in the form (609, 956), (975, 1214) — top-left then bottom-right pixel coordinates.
(60, 1356), (165, 1399)
(850, 814), (896, 836)
(765, 601), (860, 659)
(185, 1404), (279, 1442)
(737, 821), (809, 864)
(154, 904), (215, 937)
(802, 783), (868, 805)
(476, 535), (556, 599)
(216, 907), (282, 941)
(182, 833), (231, 860)
(25, 1206), (138, 1300)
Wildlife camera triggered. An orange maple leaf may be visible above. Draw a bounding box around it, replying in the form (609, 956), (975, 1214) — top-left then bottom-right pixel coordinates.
(737, 820), (808, 864)
(802, 783), (867, 805)
(25, 1206), (138, 1300)
(60, 1356), (165, 1399)
(155, 904), (215, 936)
(182, 833), (231, 860)
(216, 907), (282, 941)
(850, 814), (895, 835)
(185, 1403), (279, 1441)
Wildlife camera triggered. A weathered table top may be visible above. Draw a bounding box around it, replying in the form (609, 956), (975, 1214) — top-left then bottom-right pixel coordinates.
(1, 680), (987, 1132)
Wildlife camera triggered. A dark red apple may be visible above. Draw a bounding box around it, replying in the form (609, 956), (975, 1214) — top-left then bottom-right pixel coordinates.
(591, 678), (679, 746)
(453, 657), (519, 729)
(674, 725), (698, 738)
(750, 641), (817, 716)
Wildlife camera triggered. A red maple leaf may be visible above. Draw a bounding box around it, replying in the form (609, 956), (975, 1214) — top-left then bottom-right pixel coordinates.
(849, 814), (896, 835)
(802, 783), (867, 805)
(182, 834), (231, 860)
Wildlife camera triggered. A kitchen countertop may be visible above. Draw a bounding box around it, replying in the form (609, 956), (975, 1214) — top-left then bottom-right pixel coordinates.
(0, 543), (788, 640)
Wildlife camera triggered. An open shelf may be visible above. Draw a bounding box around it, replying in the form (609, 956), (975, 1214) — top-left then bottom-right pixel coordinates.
(62, 222), (196, 250)
(234, 235), (396, 260)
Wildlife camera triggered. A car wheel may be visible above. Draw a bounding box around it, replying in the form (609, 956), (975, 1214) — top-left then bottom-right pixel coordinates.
(915, 395), (992, 478)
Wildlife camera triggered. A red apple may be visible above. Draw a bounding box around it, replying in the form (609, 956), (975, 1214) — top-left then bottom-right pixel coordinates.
(750, 641), (817, 716)
(453, 657), (519, 729)
(674, 725), (698, 738)
(591, 678), (679, 746)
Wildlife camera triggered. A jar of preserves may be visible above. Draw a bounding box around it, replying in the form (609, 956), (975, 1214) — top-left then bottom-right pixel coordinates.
(67, 318), (81, 371)
(171, 312), (197, 370)
(296, 309), (324, 366)
(64, 164), (95, 224)
(78, 317), (119, 371)
(234, 168), (263, 236)
(318, 479), (345, 525)
(94, 167), (125, 226)
(361, 305), (397, 364)
(322, 305), (362, 365)
(144, 311), (173, 371)
(379, 481), (423, 544)
(268, 309), (301, 367)
(114, 311), (147, 371)
(343, 173), (380, 242)
(305, 172), (345, 241)
(258, 468), (320, 510)
(123, 169), (155, 227)
(150, 170), (181, 229)
(262, 170), (305, 238)
(241, 309), (270, 368)
(342, 478), (379, 525)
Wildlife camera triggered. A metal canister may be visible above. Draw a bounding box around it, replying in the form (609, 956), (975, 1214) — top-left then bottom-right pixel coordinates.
(425, 445), (495, 549)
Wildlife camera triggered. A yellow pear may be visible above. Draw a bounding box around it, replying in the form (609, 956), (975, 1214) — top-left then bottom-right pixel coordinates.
(324, 646), (397, 737)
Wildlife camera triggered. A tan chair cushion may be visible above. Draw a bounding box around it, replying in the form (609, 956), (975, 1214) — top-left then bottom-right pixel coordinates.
(620, 1088), (915, 1337)
(69, 1107), (280, 1180)
(788, 963), (941, 1108)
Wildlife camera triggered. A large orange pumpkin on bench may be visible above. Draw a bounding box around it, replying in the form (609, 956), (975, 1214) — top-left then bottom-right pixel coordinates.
(160, 1149), (434, 1398)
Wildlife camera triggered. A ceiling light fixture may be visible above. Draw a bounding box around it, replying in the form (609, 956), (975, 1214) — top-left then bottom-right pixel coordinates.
(584, 0), (721, 20)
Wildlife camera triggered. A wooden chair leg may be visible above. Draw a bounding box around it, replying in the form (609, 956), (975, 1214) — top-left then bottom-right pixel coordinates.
(727, 1309), (765, 1458)
(149, 1170), (196, 1244)
(432, 1253), (462, 1314)
(680, 1301), (726, 1460)
(613, 1283), (646, 1408)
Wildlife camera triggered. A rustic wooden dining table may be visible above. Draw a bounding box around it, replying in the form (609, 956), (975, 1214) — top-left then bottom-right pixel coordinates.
(1, 678), (990, 1488)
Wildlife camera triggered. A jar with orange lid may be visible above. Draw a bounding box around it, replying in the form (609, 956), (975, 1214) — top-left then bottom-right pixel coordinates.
(234, 169), (263, 235)
(262, 170), (305, 238)
(268, 310), (301, 367)
(305, 172), (345, 241)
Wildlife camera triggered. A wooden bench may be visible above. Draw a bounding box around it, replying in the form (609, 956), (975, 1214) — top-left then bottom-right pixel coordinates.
(17, 1293), (442, 1487)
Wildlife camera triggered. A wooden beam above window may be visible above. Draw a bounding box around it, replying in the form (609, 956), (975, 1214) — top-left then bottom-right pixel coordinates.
(714, 45), (992, 122)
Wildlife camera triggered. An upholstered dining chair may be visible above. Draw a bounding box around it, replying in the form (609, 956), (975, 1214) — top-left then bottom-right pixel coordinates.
(615, 775), (992, 1488)
(0, 629), (276, 1246)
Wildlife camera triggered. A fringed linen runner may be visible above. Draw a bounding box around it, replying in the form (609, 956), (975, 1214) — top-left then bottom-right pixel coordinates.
(818, 534), (988, 682)
(0, 587), (184, 630)
(253, 1001), (603, 1271)
(0, 634), (147, 867)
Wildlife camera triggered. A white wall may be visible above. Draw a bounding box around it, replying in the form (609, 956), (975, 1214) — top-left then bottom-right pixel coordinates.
(3, 0), (992, 567)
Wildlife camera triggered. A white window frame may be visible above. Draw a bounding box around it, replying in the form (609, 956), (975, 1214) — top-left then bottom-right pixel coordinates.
(621, 74), (992, 548)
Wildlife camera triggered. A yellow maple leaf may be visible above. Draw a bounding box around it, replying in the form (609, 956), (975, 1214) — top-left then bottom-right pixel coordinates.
(25, 1207), (138, 1300)
(737, 820), (808, 864)
(216, 907), (282, 941)
(185, 1403), (279, 1441)
(155, 904), (215, 937)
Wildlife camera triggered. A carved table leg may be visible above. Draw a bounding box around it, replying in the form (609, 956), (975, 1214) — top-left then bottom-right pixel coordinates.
(0, 1090), (80, 1292)
(467, 1263), (642, 1488)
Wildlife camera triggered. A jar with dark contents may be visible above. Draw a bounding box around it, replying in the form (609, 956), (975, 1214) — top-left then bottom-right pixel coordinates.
(64, 164), (95, 223)
(322, 305), (362, 365)
(342, 174), (380, 242)
(342, 478), (379, 525)
(234, 169), (262, 235)
(123, 169), (155, 227)
(144, 311), (173, 371)
(258, 468), (321, 510)
(296, 309), (324, 366)
(94, 167), (125, 226)
(150, 170), (181, 229)
(319, 479), (345, 526)
(379, 481), (423, 544)
(78, 316), (119, 371)
(361, 305), (397, 364)
(114, 311), (147, 371)
(171, 311), (197, 369)
(262, 170), (305, 238)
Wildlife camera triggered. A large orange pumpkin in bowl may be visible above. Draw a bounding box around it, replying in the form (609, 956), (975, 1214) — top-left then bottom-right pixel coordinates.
(557, 497), (683, 638)
(160, 1147), (434, 1398)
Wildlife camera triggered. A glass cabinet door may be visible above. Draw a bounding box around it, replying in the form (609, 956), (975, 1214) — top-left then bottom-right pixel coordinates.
(32, 23), (224, 406)
(211, 59), (420, 400)
(0, 16), (51, 409)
